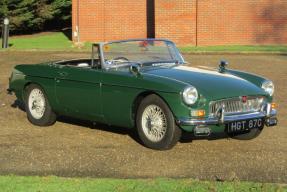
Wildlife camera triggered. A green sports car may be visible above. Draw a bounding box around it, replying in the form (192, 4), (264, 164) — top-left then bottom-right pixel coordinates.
(8, 39), (278, 150)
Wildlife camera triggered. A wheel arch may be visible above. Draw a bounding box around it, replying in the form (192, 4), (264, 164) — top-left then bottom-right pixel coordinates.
(131, 90), (177, 126)
(22, 81), (56, 111)
(23, 82), (41, 100)
(22, 81), (33, 101)
(23, 81), (57, 126)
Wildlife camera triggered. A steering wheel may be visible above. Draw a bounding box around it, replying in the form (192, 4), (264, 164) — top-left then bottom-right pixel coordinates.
(113, 57), (129, 61)
(105, 57), (129, 66)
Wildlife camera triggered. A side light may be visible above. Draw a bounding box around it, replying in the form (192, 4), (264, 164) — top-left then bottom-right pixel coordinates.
(191, 110), (205, 117)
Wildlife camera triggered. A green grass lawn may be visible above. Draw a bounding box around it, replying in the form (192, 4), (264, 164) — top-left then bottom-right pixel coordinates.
(8, 32), (76, 50)
(7, 32), (91, 51)
(0, 176), (286, 192)
(2, 32), (287, 53)
(180, 45), (287, 53)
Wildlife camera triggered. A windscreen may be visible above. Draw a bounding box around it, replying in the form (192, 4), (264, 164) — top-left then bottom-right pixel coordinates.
(103, 40), (184, 67)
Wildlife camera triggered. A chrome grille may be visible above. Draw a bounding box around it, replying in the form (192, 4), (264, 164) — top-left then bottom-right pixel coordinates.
(209, 96), (265, 117)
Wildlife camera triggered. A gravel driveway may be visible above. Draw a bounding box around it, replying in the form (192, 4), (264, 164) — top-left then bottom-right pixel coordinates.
(0, 52), (286, 183)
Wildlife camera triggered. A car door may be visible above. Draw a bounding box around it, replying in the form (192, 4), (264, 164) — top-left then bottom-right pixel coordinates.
(101, 68), (143, 128)
(55, 65), (104, 122)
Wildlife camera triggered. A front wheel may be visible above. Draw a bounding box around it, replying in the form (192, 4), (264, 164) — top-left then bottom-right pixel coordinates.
(25, 84), (56, 126)
(136, 94), (181, 150)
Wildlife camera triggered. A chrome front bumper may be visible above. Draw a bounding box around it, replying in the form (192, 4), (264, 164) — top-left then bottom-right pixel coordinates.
(177, 109), (277, 126)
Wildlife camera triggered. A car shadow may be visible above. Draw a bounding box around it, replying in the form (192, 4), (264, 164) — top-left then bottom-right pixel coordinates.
(57, 116), (142, 145)
(11, 99), (142, 145)
(180, 132), (229, 143)
(11, 99), (25, 111)
(10, 99), (227, 145)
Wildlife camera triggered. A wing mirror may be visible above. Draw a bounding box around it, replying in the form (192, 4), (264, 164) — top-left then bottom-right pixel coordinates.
(219, 60), (229, 73)
(129, 64), (141, 76)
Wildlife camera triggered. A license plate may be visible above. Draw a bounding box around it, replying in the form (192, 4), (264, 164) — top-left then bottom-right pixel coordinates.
(226, 118), (264, 133)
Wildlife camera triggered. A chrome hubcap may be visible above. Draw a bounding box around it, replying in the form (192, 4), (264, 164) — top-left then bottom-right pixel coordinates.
(28, 88), (46, 119)
(141, 105), (167, 142)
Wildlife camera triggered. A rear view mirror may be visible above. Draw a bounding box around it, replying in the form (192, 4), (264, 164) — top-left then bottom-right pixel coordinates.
(220, 60), (229, 67)
(219, 60), (229, 73)
(129, 64), (141, 76)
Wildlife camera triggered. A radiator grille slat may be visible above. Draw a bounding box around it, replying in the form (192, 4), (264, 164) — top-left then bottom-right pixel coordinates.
(209, 97), (264, 116)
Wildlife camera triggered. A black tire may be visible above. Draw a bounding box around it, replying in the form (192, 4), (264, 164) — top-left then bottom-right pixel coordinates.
(136, 94), (182, 150)
(24, 84), (56, 126)
(229, 128), (262, 140)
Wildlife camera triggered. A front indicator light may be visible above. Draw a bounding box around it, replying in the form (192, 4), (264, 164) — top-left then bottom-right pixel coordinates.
(191, 110), (205, 117)
(271, 103), (276, 109)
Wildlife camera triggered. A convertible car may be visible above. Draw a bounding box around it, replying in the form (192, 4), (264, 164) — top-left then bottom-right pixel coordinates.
(8, 39), (277, 150)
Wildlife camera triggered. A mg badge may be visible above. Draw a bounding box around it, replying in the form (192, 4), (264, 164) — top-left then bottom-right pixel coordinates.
(241, 96), (247, 103)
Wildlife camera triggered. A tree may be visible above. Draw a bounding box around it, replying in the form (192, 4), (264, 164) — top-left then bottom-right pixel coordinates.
(45, 0), (72, 30)
(0, 0), (71, 34)
(0, 0), (9, 22)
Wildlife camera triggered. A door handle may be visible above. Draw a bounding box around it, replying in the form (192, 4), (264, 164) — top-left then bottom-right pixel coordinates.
(58, 72), (68, 77)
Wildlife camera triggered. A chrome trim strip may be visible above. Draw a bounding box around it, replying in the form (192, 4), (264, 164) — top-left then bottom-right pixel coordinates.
(177, 109), (277, 126)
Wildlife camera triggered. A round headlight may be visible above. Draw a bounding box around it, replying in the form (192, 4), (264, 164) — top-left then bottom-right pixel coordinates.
(182, 86), (198, 105)
(261, 80), (274, 96)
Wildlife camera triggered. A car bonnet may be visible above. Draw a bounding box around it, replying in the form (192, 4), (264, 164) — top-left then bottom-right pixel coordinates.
(142, 65), (267, 100)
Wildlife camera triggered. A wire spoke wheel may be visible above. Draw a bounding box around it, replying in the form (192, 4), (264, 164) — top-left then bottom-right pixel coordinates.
(28, 88), (46, 119)
(136, 94), (182, 150)
(141, 104), (167, 142)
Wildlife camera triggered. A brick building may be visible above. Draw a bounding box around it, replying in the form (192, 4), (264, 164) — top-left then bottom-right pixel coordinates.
(72, 0), (287, 46)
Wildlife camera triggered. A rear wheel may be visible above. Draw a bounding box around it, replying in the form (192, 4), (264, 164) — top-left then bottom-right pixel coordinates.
(136, 94), (181, 150)
(229, 128), (262, 140)
(25, 84), (56, 126)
